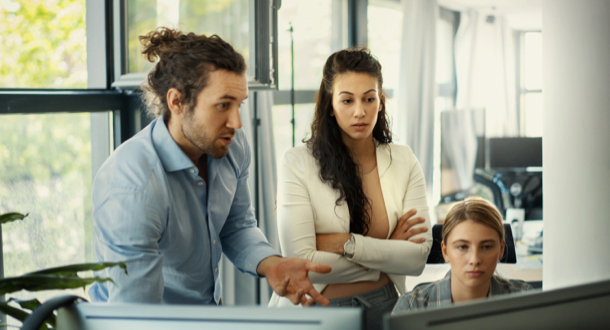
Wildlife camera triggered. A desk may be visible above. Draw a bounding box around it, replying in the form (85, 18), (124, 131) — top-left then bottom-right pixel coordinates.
(405, 220), (543, 291)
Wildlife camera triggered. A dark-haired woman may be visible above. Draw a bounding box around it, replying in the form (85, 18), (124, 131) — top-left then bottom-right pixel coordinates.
(268, 46), (432, 329)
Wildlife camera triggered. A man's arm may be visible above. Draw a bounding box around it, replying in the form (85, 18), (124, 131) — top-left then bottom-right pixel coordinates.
(91, 188), (165, 303)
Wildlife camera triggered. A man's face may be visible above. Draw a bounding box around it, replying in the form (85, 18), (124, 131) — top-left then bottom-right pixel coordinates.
(181, 69), (248, 159)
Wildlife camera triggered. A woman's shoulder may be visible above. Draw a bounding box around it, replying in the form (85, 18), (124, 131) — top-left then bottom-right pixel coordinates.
(281, 145), (318, 174)
(283, 145), (314, 163)
(381, 142), (416, 160)
(491, 275), (535, 294)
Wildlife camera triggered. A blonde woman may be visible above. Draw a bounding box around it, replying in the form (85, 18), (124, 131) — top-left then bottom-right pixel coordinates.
(392, 197), (533, 313)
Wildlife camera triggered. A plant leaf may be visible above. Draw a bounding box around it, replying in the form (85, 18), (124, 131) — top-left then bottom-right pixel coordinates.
(6, 298), (56, 329)
(7, 297), (42, 311)
(27, 261), (128, 277)
(0, 301), (31, 322)
(0, 275), (115, 296)
(0, 212), (28, 225)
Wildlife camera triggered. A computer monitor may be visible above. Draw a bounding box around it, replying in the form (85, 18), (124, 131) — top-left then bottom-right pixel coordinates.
(384, 278), (610, 330)
(488, 137), (542, 169)
(57, 303), (363, 330)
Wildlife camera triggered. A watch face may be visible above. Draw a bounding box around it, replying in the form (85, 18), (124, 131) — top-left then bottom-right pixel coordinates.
(344, 235), (356, 257)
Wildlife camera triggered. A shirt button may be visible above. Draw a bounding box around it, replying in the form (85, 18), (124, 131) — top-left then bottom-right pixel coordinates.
(215, 268), (218, 273)
(249, 264), (252, 269)
(198, 182), (203, 186)
(190, 169), (195, 174)
(213, 239), (216, 244)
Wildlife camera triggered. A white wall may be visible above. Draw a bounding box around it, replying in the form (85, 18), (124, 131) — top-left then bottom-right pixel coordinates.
(543, 0), (610, 290)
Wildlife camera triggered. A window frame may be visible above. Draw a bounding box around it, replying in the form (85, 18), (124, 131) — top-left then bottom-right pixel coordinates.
(515, 30), (543, 137)
(111, 0), (280, 90)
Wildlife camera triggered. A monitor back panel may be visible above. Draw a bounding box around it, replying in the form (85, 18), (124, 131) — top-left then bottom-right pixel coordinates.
(58, 304), (363, 330)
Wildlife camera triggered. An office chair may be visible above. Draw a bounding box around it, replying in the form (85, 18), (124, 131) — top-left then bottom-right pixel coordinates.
(426, 223), (517, 264)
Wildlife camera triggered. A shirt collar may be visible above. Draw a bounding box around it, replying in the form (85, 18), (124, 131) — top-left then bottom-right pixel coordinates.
(152, 117), (196, 173)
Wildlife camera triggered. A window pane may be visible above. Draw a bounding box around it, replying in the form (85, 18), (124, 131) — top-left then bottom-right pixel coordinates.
(368, 2), (403, 91)
(277, 0), (333, 90)
(524, 32), (542, 91)
(0, 0), (87, 88)
(0, 112), (103, 325)
(127, 0), (251, 75)
(524, 92), (543, 137)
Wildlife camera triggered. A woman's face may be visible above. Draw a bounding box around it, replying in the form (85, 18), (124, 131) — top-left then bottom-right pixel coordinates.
(331, 72), (381, 145)
(441, 219), (505, 293)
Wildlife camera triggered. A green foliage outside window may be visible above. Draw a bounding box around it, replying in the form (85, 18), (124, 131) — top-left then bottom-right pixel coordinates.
(0, 1), (96, 327)
(0, 0), (87, 88)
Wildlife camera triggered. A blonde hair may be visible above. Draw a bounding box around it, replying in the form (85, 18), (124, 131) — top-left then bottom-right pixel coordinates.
(442, 197), (504, 243)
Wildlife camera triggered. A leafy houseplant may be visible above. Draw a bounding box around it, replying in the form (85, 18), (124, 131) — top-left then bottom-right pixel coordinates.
(0, 212), (127, 329)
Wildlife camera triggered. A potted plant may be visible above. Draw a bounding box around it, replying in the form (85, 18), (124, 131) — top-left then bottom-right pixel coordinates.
(0, 212), (126, 329)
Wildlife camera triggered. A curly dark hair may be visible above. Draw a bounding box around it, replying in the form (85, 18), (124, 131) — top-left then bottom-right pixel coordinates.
(305, 46), (393, 235)
(139, 27), (246, 121)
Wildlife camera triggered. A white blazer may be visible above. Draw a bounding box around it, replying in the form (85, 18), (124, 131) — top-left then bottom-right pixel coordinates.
(269, 142), (432, 307)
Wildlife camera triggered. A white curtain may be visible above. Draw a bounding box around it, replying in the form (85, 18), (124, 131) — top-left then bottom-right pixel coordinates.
(440, 109), (483, 193)
(455, 9), (519, 137)
(220, 90), (279, 306)
(394, 0), (438, 200)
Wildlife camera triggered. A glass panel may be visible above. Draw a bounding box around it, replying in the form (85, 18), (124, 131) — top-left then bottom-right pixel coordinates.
(368, 2), (403, 91)
(0, 0), (87, 88)
(272, 103), (316, 165)
(126, 0), (251, 75)
(524, 32), (542, 91)
(524, 92), (543, 137)
(0, 112), (100, 326)
(277, 0), (333, 90)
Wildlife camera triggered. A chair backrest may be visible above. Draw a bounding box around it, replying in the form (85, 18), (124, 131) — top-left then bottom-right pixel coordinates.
(426, 223), (516, 264)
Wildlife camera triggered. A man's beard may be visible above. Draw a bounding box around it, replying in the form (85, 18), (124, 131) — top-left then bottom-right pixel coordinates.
(181, 114), (234, 159)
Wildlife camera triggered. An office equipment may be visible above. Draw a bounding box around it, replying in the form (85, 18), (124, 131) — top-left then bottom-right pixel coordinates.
(384, 277), (610, 330)
(426, 223), (517, 264)
(57, 302), (363, 330)
(488, 137), (542, 169)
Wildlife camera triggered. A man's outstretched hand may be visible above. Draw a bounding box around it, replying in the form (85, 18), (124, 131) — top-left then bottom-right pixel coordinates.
(257, 256), (331, 306)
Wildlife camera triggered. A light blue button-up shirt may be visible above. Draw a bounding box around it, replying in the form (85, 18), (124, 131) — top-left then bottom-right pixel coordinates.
(89, 118), (278, 304)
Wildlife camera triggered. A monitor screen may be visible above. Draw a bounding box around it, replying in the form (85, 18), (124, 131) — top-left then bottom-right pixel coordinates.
(489, 137), (542, 169)
(58, 303), (363, 330)
(384, 278), (610, 330)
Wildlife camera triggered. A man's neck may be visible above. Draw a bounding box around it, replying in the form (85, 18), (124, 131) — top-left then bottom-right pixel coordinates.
(165, 117), (203, 164)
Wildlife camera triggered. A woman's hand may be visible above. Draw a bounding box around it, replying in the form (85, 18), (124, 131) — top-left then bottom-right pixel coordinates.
(390, 208), (428, 243)
(316, 233), (351, 254)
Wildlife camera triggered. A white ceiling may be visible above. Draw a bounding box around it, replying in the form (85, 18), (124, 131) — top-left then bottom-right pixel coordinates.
(437, 0), (542, 30)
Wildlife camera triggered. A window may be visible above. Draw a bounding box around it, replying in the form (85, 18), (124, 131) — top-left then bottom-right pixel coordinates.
(435, 7), (459, 205)
(368, 0), (403, 123)
(519, 31), (543, 137)
(0, 0), (87, 89)
(0, 1), (118, 326)
(272, 0), (335, 164)
(114, 0), (278, 89)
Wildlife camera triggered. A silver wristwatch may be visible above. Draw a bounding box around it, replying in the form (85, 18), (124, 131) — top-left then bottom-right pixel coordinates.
(343, 234), (356, 258)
